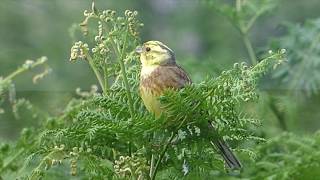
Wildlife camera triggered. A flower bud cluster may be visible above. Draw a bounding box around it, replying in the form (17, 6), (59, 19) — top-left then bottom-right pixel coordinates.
(77, 8), (143, 60)
(43, 144), (65, 170)
(54, 144), (65, 151)
(33, 67), (52, 84)
(124, 10), (143, 37)
(114, 154), (149, 178)
(99, 9), (116, 23)
(21, 56), (48, 71)
(23, 60), (35, 69)
(92, 35), (110, 56)
(70, 41), (89, 61)
(83, 9), (95, 18)
(75, 84), (99, 98)
(68, 146), (92, 176)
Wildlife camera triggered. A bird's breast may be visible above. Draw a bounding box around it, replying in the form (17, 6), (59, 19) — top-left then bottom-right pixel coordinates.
(140, 66), (164, 116)
(140, 65), (159, 78)
(139, 85), (163, 117)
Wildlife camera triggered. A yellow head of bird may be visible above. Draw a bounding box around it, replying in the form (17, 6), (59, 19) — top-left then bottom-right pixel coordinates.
(136, 41), (175, 67)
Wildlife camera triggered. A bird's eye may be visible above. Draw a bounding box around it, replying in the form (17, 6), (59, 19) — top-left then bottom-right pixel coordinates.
(146, 47), (151, 52)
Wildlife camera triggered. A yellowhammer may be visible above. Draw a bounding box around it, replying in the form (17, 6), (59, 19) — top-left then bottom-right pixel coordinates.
(136, 40), (242, 169)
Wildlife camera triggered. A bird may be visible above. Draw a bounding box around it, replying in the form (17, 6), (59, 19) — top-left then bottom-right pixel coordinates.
(136, 40), (242, 169)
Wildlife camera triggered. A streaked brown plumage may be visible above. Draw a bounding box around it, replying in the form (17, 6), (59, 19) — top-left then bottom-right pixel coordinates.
(136, 40), (242, 169)
(140, 65), (191, 116)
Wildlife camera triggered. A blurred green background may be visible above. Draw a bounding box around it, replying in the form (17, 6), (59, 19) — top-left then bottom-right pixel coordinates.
(1, 0), (320, 140)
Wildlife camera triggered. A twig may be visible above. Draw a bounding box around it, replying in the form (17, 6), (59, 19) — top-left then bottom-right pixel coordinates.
(118, 27), (134, 117)
(269, 97), (287, 131)
(242, 34), (258, 65)
(103, 60), (109, 93)
(149, 154), (155, 178)
(117, 27), (135, 157)
(86, 54), (106, 93)
(3, 58), (48, 83)
(0, 148), (25, 174)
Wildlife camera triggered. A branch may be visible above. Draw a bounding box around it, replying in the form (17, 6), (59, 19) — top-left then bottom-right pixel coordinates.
(86, 54), (106, 93)
(3, 57), (48, 83)
(118, 27), (134, 117)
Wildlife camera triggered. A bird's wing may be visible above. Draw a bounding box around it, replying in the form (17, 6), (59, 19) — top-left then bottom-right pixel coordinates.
(140, 65), (192, 96)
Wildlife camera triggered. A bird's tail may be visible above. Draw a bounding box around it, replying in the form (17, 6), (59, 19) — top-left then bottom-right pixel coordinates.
(211, 139), (242, 169)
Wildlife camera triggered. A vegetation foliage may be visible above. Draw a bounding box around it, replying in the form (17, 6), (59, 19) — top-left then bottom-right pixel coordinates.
(270, 18), (320, 96)
(1, 1), (320, 180)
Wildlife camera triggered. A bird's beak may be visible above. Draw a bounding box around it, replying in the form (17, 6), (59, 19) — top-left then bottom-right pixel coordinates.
(135, 46), (143, 54)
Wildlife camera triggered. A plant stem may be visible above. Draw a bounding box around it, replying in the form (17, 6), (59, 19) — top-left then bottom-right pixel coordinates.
(3, 58), (47, 83)
(242, 34), (258, 65)
(149, 154), (155, 178)
(236, 0), (242, 12)
(103, 60), (109, 93)
(245, 8), (266, 33)
(150, 133), (175, 180)
(150, 117), (188, 180)
(118, 30), (134, 117)
(0, 148), (25, 174)
(233, 1), (288, 131)
(234, 3), (257, 65)
(86, 54), (106, 93)
(235, 1), (288, 130)
(269, 97), (287, 131)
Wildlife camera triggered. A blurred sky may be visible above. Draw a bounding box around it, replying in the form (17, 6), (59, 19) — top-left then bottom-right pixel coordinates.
(1, 0), (319, 91)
